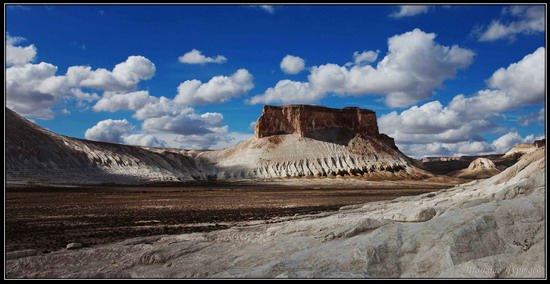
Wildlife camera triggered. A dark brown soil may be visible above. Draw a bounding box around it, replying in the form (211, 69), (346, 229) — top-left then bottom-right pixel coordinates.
(5, 183), (448, 253)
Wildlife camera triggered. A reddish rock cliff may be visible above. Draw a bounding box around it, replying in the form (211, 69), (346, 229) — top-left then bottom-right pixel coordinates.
(254, 105), (397, 149)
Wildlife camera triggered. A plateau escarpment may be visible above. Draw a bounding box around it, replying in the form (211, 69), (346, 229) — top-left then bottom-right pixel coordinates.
(254, 105), (397, 149)
(6, 105), (428, 184)
(203, 105), (423, 179)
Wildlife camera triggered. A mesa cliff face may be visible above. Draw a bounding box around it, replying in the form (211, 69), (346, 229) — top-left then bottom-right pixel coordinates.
(255, 105), (397, 148)
(255, 105), (379, 138)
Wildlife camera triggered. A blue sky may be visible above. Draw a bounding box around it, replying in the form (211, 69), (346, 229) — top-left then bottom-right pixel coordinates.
(5, 5), (546, 157)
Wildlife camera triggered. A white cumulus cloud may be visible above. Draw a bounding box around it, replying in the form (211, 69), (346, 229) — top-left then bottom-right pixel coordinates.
(390, 5), (430, 18)
(398, 131), (543, 158)
(448, 47), (545, 115)
(173, 126), (232, 150)
(85, 119), (134, 144)
(251, 29), (475, 108)
(6, 38), (155, 119)
(178, 49), (227, 64)
(93, 91), (157, 112)
(110, 56), (156, 88)
(399, 141), (495, 158)
(6, 36), (248, 150)
(378, 47), (545, 157)
(248, 80), (322, 105)
(280, 55), (306, 74)
(90, 86), (242, 148)
(174, 69), (253, 105)
(75, 55), (155, 92)
(353, 50), (379, 65)
(6, 62), (60, 119)
(123, 134), (167, 148)
(478, 6), (545, 42)
(6, 34), (37, 66)
(142, 111), (223, 135)
(491, 132), (544, 154)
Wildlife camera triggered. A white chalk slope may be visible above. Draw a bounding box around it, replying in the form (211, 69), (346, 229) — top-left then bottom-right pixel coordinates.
(503, 143), (539, 159)
(452, 157), (501, 179)
(200, 134), (427, 180)
(6, 108), (427, 183)
(6, 148), (545, 278)
(6, 108), (208, 183)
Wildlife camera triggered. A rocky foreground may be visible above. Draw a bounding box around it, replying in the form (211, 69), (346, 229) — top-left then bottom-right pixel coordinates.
(6, 148), (545, 278)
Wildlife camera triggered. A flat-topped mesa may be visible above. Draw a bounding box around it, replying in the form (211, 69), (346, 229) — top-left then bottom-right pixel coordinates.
(254, 105), (398, 149)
